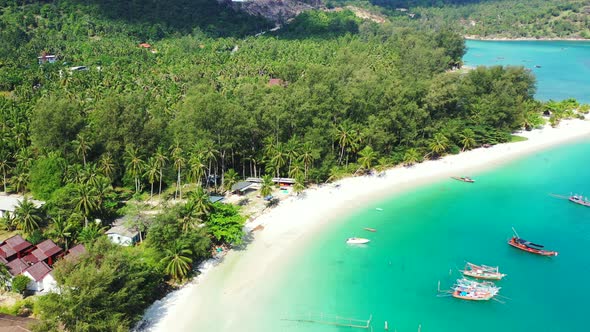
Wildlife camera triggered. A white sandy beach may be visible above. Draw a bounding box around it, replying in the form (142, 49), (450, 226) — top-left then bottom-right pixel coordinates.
(138, 119), (590, 332)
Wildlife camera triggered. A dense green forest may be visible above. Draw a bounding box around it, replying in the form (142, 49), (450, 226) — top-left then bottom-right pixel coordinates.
(330, 0), (590, 39)
(0, 0), (556, 330)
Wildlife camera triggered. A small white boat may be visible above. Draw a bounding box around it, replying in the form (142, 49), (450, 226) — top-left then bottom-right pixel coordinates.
(346, 237), (370, 244)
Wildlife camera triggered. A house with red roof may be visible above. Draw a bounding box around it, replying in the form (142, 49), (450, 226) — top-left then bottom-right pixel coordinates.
(6, 258), (28, 277)
(0, 235), (32, 261)
(23, 239), (62, 266)
(268, 78), (287, 87)
(23, 261), (57, 293)
(63, 244), (86, 263)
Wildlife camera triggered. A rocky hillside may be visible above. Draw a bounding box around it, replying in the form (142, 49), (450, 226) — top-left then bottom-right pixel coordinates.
(219, 0), (323, 23)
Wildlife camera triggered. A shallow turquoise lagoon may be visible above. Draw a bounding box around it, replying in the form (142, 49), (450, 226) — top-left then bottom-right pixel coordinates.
(464, 40), (590, 103)
(258, 140), (590, 331)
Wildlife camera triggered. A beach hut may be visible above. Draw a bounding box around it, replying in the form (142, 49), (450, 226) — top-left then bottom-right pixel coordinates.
(23, 261), (57, 293)
(230, 181), (258, 195)
(106, 217), (141, 246)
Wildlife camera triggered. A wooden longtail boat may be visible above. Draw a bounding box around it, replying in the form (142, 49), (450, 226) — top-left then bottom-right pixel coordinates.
(569, 195), (590, 207)
(451, 176), (475, 183)
(452, 278), (500, 301)
(508, 228), (558, 257)
(461, 262), (506, 281)
(363, 227), (377, 232)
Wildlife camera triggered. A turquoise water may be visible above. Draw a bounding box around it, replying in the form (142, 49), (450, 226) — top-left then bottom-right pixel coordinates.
(259, 141), (590, 331)
(464, 40), (590, 103)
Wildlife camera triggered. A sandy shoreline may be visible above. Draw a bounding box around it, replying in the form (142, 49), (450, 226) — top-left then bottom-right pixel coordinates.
(138, 119), (590, 331)
(464, 35), (590, 41)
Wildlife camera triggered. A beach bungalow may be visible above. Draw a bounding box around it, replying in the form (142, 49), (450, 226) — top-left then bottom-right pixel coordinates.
(23, 261), (57, 293)
(209, 196), (225, 204)
(230, 181), (259, 195)
(0, 235), (33, 261)
(23, 239), (62, 266)
(106, 218), (140, 246)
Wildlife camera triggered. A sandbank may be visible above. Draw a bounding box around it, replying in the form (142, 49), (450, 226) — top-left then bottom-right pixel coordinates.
(138, 119), (590, 331)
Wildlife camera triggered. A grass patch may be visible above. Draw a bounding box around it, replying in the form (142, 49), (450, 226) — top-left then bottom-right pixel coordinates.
(510, 135), (528, 143)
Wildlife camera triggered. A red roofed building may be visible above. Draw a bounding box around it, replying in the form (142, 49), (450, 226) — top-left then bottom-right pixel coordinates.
(63, 244), (86, 263)
(30, 239), (62, 265)
(0, 235), (32, 260)
(23, 261), (57, 293)
(139, 43), (151, 48)
(6, 258), (28, 277)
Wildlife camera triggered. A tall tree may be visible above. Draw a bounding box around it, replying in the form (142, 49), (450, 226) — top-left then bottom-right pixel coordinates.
(124, 145), (145, 194)
(223, 168), (239, 193)
(144, 157), (158, 201)
(161, 241), (192, 281)
(73, 183), (98, 227)
(170, 143), (185, 200)
(14, 197), (42, 234)
(357, 146), (377, 172)
(72, 133), (91, 167)
(154, 147), (168, 197)
(98, 153), (115, 180)
(428, 133), (450, 157)
(260, 174), (274, 198)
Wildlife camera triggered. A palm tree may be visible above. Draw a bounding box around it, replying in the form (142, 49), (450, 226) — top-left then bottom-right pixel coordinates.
(428, 133), (449, 157)
(223, 169), (239, 193)
(260, 174), (274, 198)
(0, 264), (10, 291)
(154, 147), (168, 197)
(299, 142), (315, 179)
(178, 200), (201, 233)
(292, 176), (305, 196)
(202, 144), (218, 187)
(73, 183), (98, 227)
(188, 187), (211, 217)
(124, 145), (145, 194)
(284, 137), (299, 173)
(271, 143), (287, 177)
(335, 123), (353, 165)
(460, 129), (477, 151)
(98, 153), (115, 180)
(288, 161), (304, 180)
(161, 241), (192, 281)
(72, 133), (91, 167)
(170, 143), (185, 200)
(188, 153), (206, 186)
(11, 171), (28, 193)
(357, 146), (377, 172)
(0, 213), (17, 231)
(144, 157), (158, 201)
(0, 150), (10, 193)
(14, 197), (42, 234)
(47, 216), (73, 251)
(77, 224), (103, 244)
(403, 148), (420, 166)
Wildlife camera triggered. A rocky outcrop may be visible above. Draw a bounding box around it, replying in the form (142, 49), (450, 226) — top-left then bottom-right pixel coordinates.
(219, 0), (322, 23)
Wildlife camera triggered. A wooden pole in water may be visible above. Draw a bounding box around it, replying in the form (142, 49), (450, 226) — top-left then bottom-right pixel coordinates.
(418, 324), (422, 332)
(384, 321), (388, 330)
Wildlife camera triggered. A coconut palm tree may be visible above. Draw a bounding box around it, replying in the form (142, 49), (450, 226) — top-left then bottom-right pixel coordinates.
(178, 200), (201, 233)
(47, 216), (73, 251)
(188, 153), (206, 186)
(0, 150), (10, 193)
(223, 168), (239, 193)
(299, 142), (315, 179)
(10, 171), (28, 193)
(188, 187), (211, 217)
(428, 133), (449, 157)
(170, 143), (185, 200)
(124, 145), (145, 194)
(284, 136), (300, 173)
(144, 157), (158, 201)
(72, 133), (90, 167)
(0, 213), (17, 231)
(161, 241), (193, 281)
(154, 147), (168, 197)
(292, 175), (305, 196)
(403, 148), (420, 166)
(288, 161), (304, 180)
(271, 143), (287, 177)
(14, 197), (42, 234)
(73, 183), (98, 227)
(357, 146), (377, 172)
(460, 129), (476, 152)
(335, 123), (353, 165)
(98, 153), (115, 180)
(260, 174), (274, 198)
(77, 224), (104, 244)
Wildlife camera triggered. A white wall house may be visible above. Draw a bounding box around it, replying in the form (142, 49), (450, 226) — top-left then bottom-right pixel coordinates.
(23, 261), (57, 293)
(106, 217), (140, 246)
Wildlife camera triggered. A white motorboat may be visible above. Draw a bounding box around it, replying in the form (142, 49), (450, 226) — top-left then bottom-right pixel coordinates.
(346, 237), (370, 244)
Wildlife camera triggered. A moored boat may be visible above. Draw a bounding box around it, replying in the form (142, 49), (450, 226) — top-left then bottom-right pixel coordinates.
(451, 176), (475, 183)
(363, 227), (377, 232)
(569, 195), (590, 207)
(508, 228), (557, 257)
(346, 237), (370, 244)
(452, 278), (500, 301)
(461, 262), (506, 280)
